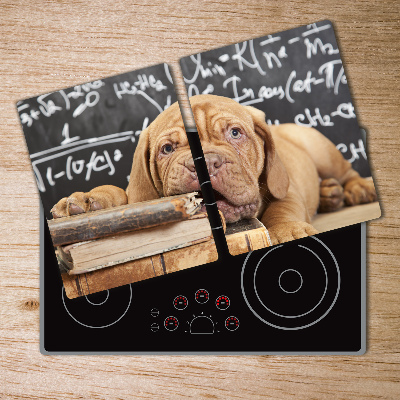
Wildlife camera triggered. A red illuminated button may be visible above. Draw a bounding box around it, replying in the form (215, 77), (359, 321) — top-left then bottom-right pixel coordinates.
(173, 295), (188, 310)
(216, 295), (230, 310)
(164, 316), (179, 331)
(225, 316), (239, 331)
(195, 289), (209, 304)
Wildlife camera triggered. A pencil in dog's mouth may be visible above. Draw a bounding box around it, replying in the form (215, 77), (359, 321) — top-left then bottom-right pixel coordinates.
(196, 189), (258, 223)
(195, 188), (231, 204)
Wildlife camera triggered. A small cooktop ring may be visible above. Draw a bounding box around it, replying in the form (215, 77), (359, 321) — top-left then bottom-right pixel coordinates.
(62, 284), (132, 329)
(278, 269), (303, 294)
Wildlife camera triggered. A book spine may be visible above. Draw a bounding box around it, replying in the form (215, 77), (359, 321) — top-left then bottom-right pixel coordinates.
(62, 239), (219, 298)
(48, 193), (200, 246)
(62, 226), (271, 299)
(227, 226), (272, 256)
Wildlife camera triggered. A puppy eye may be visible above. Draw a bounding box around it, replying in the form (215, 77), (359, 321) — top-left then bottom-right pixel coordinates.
(161, 144), (174, 155)
(230, 128), (242, 139)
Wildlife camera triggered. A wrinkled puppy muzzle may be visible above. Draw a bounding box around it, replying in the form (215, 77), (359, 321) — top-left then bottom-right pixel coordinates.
(182, 150), (260, 224)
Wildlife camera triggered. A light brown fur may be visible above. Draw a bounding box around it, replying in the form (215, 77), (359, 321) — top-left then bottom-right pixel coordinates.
(51, 94), (377, 245)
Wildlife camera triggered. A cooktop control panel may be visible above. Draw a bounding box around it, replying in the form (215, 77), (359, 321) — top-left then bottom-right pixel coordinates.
(42, 213), (365, 354)
(150, 289), (239, 334)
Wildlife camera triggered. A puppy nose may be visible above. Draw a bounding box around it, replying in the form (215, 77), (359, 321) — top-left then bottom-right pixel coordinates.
(185, 157), (196, 172)
(205, 153), (223, 176)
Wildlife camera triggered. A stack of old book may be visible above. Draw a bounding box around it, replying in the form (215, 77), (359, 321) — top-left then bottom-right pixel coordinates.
(48, 192), (271, 299)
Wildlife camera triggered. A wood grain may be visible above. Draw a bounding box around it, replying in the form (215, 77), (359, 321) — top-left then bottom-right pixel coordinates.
(0, 0), (399, 398)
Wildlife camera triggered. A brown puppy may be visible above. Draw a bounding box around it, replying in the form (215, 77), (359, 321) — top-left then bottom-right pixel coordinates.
(51, 94), (377, 244)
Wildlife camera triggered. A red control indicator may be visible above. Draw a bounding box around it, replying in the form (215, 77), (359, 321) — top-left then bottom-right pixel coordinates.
(195, 289), (209, 304)
(216, 295), (230, 310)
(173, 295), (188, 310)
(164, 316), (179, 331)
(225, 316), (239, 331)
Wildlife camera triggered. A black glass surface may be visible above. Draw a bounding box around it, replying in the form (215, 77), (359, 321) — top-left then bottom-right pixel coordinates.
(42, 219), (364, 354)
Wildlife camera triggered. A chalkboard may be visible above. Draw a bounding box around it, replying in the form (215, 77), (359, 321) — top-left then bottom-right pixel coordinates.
(18, 63), (177, 219)
(180, 21), (371, 177)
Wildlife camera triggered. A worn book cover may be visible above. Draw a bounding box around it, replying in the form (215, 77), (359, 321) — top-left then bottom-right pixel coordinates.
(61, 218), (271, 299)
(56, 208), (213, 275)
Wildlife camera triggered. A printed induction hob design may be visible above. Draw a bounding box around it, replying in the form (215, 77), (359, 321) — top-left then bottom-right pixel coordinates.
(41, 207), (366, 354)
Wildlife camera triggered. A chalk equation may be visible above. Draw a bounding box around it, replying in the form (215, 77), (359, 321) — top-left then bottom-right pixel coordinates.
(17, 72), (171, 128)
(17, 81), (105, 127)
(294, 102), (355, 128)
(337, 139), (367, 164)
(180, 21), (371, 176)
(181, 23), (353, 126)
(185, 57), (346, 108)
(30, 120), (148, 192)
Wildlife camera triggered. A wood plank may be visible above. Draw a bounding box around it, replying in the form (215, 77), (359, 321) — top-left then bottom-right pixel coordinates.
(312, 202), (381, 233)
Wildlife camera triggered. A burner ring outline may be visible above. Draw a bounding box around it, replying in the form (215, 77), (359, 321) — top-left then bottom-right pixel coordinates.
(241, 236), (340, 330)
(253, 244), (328, 318)
(278, 269), (303, 294)
(85, 290), (110, 306)
(62, 285), (132, 329)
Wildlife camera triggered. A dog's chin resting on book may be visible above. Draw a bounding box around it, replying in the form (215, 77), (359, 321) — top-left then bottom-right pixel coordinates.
(50, 94), (377, 245)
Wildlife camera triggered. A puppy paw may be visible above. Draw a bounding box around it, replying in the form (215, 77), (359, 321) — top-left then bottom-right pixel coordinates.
(50, 185), (128, 218)
(343, 177), (377, 206)
(268, 221), (319, 245)
(318, 178), (344, 213)
(51, 192), (88, 219)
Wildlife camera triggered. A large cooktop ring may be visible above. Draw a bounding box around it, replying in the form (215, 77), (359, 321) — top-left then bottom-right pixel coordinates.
(241, 236), (340, 330)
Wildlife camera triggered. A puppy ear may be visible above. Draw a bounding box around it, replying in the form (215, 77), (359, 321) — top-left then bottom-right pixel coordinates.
(245, 106), (289, 200)
(126, 126), (160, 203)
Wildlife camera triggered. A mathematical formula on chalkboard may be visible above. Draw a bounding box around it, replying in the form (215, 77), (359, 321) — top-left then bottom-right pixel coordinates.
(180, 21), (370, 177)
(17, 63), (177, 219)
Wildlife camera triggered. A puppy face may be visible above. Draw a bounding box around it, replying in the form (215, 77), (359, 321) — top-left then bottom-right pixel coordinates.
(189, 96), (267, 223)
(126, 101), (199, 204)
(127, 95), (288, 224)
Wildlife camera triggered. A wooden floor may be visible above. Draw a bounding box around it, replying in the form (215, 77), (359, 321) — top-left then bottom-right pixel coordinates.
(0, 1), (399, 399)
(312, 202), (381, 232)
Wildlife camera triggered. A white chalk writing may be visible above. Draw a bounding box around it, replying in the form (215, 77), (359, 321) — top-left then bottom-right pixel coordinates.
(31, 115), (150, 192)
(302, 23), (332, 37)
(60, 123), (80, 145)
(219, 60), (346, 107)
(44, 149), (117, 189)
(113, 74), (168, 99)
(337, 139), (367, 163)
(183, 54), (226, 84)
(232, 40), (266, 76)
(294, 102), (356, 127)
(304, 37), (339, 59)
